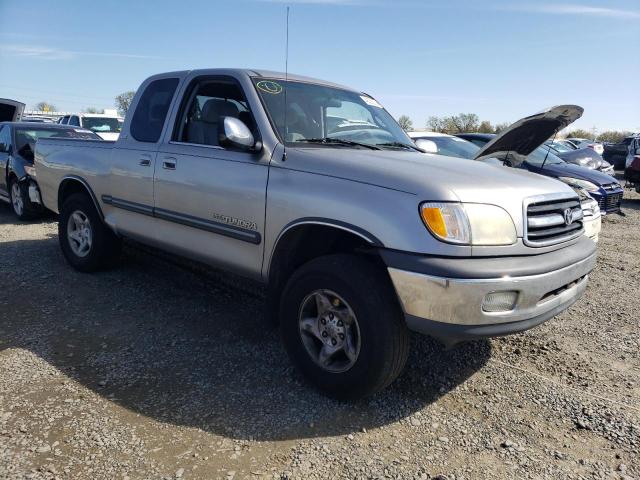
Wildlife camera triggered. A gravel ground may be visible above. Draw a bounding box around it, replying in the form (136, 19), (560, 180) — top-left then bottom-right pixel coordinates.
(0, 186), (638, 480)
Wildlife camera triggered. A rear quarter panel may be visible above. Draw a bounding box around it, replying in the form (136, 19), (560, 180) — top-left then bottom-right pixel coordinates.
(35, 138), (115, 213)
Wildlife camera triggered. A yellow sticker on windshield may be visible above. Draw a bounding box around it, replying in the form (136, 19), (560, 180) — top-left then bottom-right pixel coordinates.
(256, 80), (283, 94)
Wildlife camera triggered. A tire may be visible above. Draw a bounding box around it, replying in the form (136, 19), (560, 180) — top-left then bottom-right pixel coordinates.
(59, 193), (121, 272)
(280, 254), (409, 399)
(9, 177), (38, 220)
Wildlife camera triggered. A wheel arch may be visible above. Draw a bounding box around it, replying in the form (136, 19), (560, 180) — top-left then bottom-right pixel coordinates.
(265, 219), (385, 323)
(58, 176), (104, 219)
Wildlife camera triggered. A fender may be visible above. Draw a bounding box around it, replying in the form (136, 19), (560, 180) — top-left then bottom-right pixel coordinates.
(275, 217), (384, 248)
(58, 175), (105, 220)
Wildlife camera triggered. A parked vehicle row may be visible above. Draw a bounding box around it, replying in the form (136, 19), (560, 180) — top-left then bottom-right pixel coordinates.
(624, 135), (640, 194)
(454, 133), (623, 215)
(565, 137), (605, 156)
(545, 140), (614, 175)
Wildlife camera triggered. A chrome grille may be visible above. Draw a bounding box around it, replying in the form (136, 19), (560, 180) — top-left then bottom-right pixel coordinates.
(526, 198), (583, 246)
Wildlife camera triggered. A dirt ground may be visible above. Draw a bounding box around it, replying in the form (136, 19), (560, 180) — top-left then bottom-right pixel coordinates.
(0, 187), (638, 480)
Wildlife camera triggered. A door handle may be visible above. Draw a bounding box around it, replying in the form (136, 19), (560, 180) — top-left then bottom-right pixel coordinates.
(139, 154), (152, 167)
(162, 157), (177, 170)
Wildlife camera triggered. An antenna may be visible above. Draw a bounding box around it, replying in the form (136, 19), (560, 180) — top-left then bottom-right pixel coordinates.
(282, 6), (290, 162)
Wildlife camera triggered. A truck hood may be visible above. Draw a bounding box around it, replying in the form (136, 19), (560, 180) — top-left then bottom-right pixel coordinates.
(288, 146), (576, 231)
(474, 105), (584, 165)
(0, 98), (25, 122)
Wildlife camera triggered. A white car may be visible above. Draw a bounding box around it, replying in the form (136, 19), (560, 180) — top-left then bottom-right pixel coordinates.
(566, 137), (604, 156)
(59, 113), (122, 141)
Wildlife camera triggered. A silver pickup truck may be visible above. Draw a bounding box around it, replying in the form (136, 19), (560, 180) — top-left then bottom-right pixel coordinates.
(35, 69), (596, 399)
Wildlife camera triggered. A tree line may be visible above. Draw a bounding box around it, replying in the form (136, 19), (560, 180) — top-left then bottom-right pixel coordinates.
(397, 114), (633, 144)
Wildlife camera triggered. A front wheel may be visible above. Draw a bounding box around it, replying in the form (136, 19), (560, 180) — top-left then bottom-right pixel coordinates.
(9, 178), (37, 220)
(280, 254), (409, 399)
(59, 193), (121, 272)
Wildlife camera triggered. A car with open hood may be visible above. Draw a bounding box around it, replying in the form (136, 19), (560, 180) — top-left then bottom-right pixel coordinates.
(34, 69), (597, 399)
(455, 107), (623, 215)
(0, 99), (25, 123)
(409, 129), (601, 242)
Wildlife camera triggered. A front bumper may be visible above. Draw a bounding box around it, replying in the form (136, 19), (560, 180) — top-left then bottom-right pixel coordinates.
(382, 237), (596, 344)
(583, 214), (601, 242)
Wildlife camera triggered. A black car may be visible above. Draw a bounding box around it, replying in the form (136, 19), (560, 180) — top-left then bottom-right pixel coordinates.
(0, 122), (100, 219)
(603, 136), (635, 170)
(456, 133), (624, 215)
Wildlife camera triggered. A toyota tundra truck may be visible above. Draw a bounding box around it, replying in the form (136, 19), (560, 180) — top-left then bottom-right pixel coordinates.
(34, 69), (596, 399)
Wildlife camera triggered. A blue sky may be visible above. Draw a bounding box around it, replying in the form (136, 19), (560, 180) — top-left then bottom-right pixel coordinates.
(1, 0), (638, 132)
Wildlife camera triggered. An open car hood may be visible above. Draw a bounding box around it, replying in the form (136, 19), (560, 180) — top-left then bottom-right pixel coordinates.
(0, 98), (25, 122)
(473, 105), (583, 166)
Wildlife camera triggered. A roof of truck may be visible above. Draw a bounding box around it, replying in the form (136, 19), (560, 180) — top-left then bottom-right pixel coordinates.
(157, 68), (358, 93)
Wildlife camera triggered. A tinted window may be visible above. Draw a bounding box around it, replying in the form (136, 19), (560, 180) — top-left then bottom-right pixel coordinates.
(0, 126), (11, 152)
(253, 78), (414, 149)
(82, 117), (121, 133)
(176, 79), (255, 147)
(130, 78), (179, 143)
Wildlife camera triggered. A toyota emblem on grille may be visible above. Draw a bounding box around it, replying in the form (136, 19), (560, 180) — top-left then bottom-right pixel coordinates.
(564, 208), (573, 226)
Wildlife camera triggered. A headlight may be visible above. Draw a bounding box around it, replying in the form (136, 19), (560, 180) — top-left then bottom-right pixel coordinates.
(420, 202), (470, 244)
(557, 177), (599, 192)
(420, 202), (516, 246)
(24, 165), (36, 177)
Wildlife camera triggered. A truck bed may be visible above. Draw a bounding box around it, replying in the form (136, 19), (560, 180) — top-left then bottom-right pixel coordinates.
(35, 137), (115, 214)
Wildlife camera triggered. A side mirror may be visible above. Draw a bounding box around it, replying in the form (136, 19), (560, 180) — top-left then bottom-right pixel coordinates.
(414, 138), (438, 153)
(219, 117), (261, 152)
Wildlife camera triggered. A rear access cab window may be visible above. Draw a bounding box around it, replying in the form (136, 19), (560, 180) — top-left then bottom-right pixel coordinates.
(130, 78), (180, 143)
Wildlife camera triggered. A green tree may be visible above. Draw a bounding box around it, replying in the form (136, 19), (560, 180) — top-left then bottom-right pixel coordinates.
(597, 130), (632, 144)
(115, 91), (136, 116)
(35, 101), (56, 112)
(397, 115), (413, 131)
(83, 107), (104, 114)
(446, 113), (479, 133)
(563, 129), (594, 140)
(494, 122), (510, 134)
(477, 120), (494, 133)
(426, 115), (448, 133)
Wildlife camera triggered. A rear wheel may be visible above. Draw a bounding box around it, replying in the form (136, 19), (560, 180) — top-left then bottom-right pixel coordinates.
(59, 193), (121, 272)
(280, 254), (409, 399)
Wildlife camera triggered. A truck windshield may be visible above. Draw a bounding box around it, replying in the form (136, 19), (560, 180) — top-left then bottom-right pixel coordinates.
(253, 78), (415, 150)
(82, 117), (121, 133)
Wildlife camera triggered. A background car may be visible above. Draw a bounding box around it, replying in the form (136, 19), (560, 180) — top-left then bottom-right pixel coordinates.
(604, 136), (636, 170)
(58, 113), (122, 140)
(0, 122), (101, 219)
(566, 137), (604, 156)
(407, 131), (481, 158)
(456, 133), (624, 215)
(545, 141), (614, 175)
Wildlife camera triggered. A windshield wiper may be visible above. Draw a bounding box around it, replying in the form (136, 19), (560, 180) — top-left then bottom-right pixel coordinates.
(296, 138), (381, 150)
(376, 141), (422, 152)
